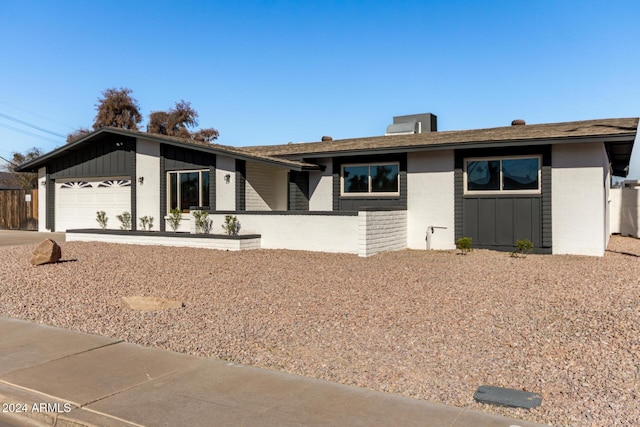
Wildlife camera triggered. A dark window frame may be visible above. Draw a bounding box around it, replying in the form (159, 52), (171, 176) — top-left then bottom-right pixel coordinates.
(166, 169), (210, 213)
(464, 155), (541, 195)
(341, 162), (400, 196)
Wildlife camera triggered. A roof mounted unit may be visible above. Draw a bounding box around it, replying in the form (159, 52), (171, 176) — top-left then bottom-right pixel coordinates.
(385, 113), (437, 136)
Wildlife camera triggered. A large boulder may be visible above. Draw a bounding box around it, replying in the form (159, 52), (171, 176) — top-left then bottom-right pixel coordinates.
(30, 239), (62, 266)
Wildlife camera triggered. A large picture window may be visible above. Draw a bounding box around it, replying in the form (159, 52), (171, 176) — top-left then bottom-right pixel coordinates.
(342, 163), (399, 195)
(465, 156), (540, 194)
(167, 170), (210, 212)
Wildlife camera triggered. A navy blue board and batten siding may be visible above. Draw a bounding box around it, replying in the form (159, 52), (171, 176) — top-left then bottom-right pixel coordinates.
(46, 136), (136, 232)
(454, 145), (552, 253)
(288, 170), (310, 210)
(332, 154), (408, 211)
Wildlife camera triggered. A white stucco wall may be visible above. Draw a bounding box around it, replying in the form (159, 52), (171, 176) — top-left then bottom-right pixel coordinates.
(216, 155), (236, 211)
(552, 142), (607, 256)
(136, 138), (160, 231)
(610, 187), (640, 237)
(406, 150), (455, 250)
(309, 158), (333, 211)
(37, 167), (48, 232)
(207, 213), (360, 254)
(245, 163), (288, 210)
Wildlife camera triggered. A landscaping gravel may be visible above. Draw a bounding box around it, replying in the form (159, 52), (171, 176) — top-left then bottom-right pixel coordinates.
(2, 236), (640, 426)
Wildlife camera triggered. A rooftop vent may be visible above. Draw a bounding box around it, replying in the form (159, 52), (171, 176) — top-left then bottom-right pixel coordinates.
(321, 135), (333, 142)
(511, 119), (526, 126)
(386, 113), (437, 136)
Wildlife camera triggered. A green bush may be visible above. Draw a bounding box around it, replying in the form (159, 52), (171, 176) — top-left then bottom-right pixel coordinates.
(221, 215), (240, 236)
(192, 210), (212, 234)
(456, 237), (473, 255)
(116, 211), (131, 230)
(139, 216), (154, 231)
(167, 208), (182, 232)
(96, 211), (108, 230)
(511, 239), (534, 258)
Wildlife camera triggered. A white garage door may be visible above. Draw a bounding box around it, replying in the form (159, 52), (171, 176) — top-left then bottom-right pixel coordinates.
(55, 178), (131, 231)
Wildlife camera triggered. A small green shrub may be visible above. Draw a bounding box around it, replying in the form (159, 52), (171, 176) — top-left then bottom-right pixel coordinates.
(221, 215), (240, 236)
(139, 216), (154, 231)
(167, 208), (182, 232)
(511, 239), (534, 258)
(192, 210), (212, 234)
(456, 237), (473, 255)
(116, 211), (131, 230)
(96, 211), (108, 230)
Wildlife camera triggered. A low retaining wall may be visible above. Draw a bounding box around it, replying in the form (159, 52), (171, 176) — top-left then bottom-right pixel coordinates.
(66, 229), (261, 251)
(191, 210), (407, 257)
(358, 210), (408, 257)
(64, 209), (409, 257)
(202, 212), (361, 254)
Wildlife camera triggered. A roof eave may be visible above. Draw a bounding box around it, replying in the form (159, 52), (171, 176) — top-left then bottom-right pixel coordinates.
(275, 132), (638, 159)
(15, 127), (320, 172)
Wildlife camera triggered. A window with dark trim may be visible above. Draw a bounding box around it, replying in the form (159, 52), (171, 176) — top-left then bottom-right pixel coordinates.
(167, 170), (209, 212)
(464, 156), (540, 194)
(342, 163), (399, 195)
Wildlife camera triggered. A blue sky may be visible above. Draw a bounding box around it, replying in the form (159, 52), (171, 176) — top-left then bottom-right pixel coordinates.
(1, 1), (639, 176)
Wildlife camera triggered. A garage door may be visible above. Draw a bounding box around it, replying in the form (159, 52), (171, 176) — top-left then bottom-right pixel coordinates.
(55, 178), (131, 231)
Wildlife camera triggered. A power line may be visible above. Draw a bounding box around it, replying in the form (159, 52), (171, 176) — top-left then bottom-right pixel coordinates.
(0, 122), (64, 145)
(0, 100), (75, 129)
(0, 112), (67, 138)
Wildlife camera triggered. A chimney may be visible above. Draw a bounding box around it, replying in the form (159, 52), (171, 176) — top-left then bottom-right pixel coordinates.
(386, 113), (437, 135)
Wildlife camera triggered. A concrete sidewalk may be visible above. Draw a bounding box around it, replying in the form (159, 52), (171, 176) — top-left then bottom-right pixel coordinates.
(0, 318), (547, 427)
(0, 231), (65, 247)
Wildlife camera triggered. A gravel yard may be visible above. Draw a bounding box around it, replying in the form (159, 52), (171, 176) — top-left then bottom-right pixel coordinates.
(2, 236), (640, 426)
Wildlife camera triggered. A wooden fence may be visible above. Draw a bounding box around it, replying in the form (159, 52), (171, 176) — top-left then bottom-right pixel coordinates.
(0, 189), (38, 230)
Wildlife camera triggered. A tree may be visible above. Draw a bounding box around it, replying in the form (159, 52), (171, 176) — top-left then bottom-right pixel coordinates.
(192, 127), (220, 143)
(66, 127), (91, 144)
(8, 147), (43, 190)
(147, 100), (219, 143)
(93, 87), (142, 131)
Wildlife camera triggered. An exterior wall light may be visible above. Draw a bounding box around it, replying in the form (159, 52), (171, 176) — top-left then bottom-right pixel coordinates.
(138, 177), (144, 184)
(224, 174), (231, 184)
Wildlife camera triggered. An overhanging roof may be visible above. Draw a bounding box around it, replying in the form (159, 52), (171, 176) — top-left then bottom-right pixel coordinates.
(15, 127), (321, 173)
(244, 117), (638, 177)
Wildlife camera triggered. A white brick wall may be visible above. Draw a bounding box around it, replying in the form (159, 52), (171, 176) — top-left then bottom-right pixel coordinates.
(358, 210), (407, 257)
(67, 232), (261, 250)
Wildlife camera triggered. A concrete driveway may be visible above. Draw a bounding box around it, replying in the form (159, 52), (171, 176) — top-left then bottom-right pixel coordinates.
(0, 230), (65, 247)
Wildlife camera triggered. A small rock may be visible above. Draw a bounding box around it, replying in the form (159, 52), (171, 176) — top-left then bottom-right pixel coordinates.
(30, 239), (62, 266)
(123, 296), (184, 311)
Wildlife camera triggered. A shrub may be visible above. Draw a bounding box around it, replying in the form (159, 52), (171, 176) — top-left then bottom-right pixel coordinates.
(512, 239), (534, 258)
(192, 210), (212, 234)
(456, 237), (473, 255)
(221, 215), (240, 236)
(139, 216), (154, 231)
(116, 211), (131, 230)
(167, 208), (182, 232)
(96, 211), (108, 230)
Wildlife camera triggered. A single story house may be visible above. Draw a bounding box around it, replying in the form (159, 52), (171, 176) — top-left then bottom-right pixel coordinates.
(16, 114), (639, 256)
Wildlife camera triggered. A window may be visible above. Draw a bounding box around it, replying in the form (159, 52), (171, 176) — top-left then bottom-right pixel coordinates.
(465, 156), (540, 194)
(342, 163), (399, 195)
(167, 170), (210, 212)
